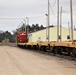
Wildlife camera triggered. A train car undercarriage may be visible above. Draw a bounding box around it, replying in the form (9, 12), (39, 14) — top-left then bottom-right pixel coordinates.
(17, 41), (76, 60)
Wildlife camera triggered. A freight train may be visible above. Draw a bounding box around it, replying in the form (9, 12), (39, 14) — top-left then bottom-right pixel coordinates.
(17, 32), (76, 59)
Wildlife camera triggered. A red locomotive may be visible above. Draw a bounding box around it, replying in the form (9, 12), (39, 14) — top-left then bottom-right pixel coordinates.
(17, 32), (28, 43)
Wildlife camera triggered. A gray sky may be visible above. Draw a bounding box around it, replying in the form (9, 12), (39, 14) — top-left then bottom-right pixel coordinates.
(0, 0), (76, 33)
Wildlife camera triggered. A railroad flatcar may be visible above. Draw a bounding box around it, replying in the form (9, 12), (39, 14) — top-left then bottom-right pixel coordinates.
(17, 32), (76, 59)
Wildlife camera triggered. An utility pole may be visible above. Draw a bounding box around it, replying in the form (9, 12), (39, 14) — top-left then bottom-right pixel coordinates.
(48, 0), (50, 42)
(68, 22), (70, 38)
(22, 22), (24, 32)
(24, 19), (26, 32)
(45, 14), (48, 41)
(57, 0), (59, 42)
(26, 17), (29, 33)
(26, 17), (29, 25)
(70, 0), (73, 41)
(74, 25), (75, 30)
(20, 22), (23, 32)
(60, 7), (62, 42)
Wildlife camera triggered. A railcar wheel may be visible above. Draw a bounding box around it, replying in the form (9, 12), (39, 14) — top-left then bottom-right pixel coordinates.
(58, 47), (63, 55)
(39, 46), (43, 53)
(32, 45), (36, 50)
(36, 45), (39, 51)
(70, 49), (76, 60)
(52, 47), (58, 56)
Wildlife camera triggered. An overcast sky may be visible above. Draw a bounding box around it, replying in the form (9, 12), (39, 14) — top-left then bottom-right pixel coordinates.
(0, 0), (76, 33)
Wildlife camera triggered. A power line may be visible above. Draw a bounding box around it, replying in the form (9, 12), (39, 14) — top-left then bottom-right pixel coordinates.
(49, 2), (57, 17)
(0, 18), (25, 20)
(0, 15), (46, 20)
(27, 15), (45, 19)
(50, 0), (56, 7)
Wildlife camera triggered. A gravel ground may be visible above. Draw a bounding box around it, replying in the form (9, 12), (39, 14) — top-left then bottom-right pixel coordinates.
(0, 46), (76, 75)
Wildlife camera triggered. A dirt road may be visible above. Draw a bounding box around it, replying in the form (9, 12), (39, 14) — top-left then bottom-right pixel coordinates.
(0, 46), (76, 75)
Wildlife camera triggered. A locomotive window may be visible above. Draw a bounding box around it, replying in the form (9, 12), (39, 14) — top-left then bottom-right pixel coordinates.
(67, 35), (70, 39)
(58, 35), (61, 39)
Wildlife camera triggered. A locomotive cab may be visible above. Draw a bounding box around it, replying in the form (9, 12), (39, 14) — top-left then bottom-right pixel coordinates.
(17, 32), (28, 43)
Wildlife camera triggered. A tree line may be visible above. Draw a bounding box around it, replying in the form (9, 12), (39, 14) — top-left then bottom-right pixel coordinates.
(13, 24), (45, 34)
(0, 31), (15, 43)
(0, 24), (45, 43)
